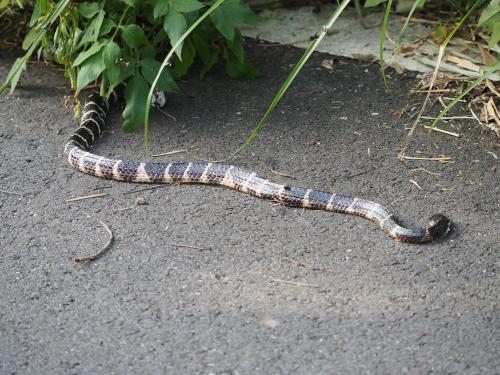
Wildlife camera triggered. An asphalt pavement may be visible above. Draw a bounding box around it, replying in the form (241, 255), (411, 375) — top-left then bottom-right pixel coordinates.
(1, 42), (498, 374)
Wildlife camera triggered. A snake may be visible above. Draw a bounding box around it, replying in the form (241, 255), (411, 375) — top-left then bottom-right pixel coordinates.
(64, 93), (452, 243)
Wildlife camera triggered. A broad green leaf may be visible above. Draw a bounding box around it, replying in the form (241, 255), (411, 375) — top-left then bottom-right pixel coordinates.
(169, 0), (204, 13)
(102, 41), (121, 68)
(153, 1), (169, 19)
(121, 24), (145, 49)
(29, 0), (44, 27)
(140, 43), (156, 59)
(210, 0), (261, 41)
(76, 50), (105, 93)
(365, 0), (387, 7)
(173, 39), (195, 77)
(6, 58), (27, 94)
(102, 41), (124, 86)
(0, 0), (10, 9)
(104, 64), (122, 87)
(79, 8), (105, 46)
(140, 58), (178, 92)
(123, 73), (150, 132)
(479, 0), (500, 26)
(490, 21), (500, 47)
(164, 9), (186, 58)
(78, 2), (100, 18)
(225, 55), (263, 79)
(73, 42), (104, 66)
(22, 28), (37, 50)
(99, 19), (116, 36)
(229, 29), (244, 63)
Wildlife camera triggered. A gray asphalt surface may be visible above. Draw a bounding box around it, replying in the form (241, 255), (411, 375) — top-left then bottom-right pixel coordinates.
(1, 42), (499, 374)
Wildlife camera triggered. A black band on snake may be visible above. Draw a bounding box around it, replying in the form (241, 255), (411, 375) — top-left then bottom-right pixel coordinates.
(64, 93), (452, 244)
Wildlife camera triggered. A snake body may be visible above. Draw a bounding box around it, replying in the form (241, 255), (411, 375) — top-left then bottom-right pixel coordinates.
(64, 93), (452, 243)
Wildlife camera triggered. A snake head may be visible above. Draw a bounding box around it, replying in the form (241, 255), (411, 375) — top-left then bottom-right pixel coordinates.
(427, 214), (452, 239)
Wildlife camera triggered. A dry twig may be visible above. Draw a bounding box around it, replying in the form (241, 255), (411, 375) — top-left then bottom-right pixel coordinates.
(74, 221), (114, 262)
(65, 192), (108, 202)
(423, 125), (461, 138)
(152, 149), (186, 157)
(270, 167), (295, 179)
(402, 155), (454, 162)
(168, 243), (210, 251)
(271, 278), (319, 288)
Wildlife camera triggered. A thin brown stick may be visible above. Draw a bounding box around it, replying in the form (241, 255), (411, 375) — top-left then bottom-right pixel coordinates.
(423, 125), (461, 138)
(271, 278), (319, 288)
(411, 89), (457, 93)
(270, 167), (295, 179)
(402, 155), (454, 162)
(401, 16), (442, 25)
(152, 149), (186, 157)
(421, 116), (474, 120)
(410, 167), (441, 176)
(281, 257), (332, 272)
(65, 192), (108, 202)
(168, 243), (210, 251)
(74, 221), (114, 262)
(155, 107), (177, 122)
(123, 185), (170, 195)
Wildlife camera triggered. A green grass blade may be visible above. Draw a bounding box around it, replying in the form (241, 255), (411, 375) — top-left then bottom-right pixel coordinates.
(229, 0), (351, 158)
(143, 0), (227, 156)
(379, 0), (393, 89)
(396, 0), (422, 53)
(428, 61), (500, 134)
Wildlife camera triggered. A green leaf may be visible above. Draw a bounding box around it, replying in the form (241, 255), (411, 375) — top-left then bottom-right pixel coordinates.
(225, 55), (263, 79)
(79, 8), (105, 46)
(102, 41), (122, 86)
(164, 9), (186, 58)
(153, 1), (169, 19)
(490, 21), (500, 47)
(210, 0), (261, 41)
(140, 58), (179, 92)
(479, 0), (500, 26)
(6, 58), (27, 94)
(99, 18), (116, 37)
(173, 39), (195, 77)
(21, 28), (37, 50)
(102, 41), (121, 68)
(123, 73), (150, 132)
(78, 2), (100, 18)
(120, 24), (145, 49)
(229, 29), (244, 63)
(73, 42), (104, 66)
(192, 28), (219, 78)
(76, 50), (105, 94)
(29, 0), (44, 27)
(365, 0), (387, 7)
(192, 31), (219, 77)
(169, 0), (204, 13)
(140, 43), (156, 59)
